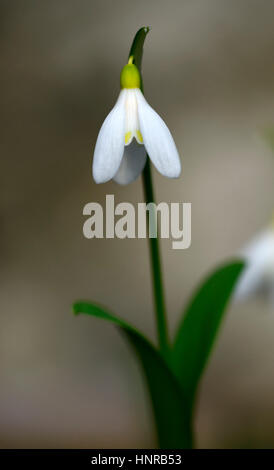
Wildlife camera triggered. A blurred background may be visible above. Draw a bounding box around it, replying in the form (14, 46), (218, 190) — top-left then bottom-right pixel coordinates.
(1, 0), (274, 449)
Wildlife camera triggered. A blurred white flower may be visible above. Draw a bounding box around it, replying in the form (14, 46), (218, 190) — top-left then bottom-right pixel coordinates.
(234, 225), (274, 303)
(92, 57), (181, 184)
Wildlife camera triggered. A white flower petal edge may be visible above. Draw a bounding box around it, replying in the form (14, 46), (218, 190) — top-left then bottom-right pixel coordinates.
(93, 90), (126, 184)
(136, 89), (181, 178)
(234, 228), (274, 302)
(113, 140), (147, 185)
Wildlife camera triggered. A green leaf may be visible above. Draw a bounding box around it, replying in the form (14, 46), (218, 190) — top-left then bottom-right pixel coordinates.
(73, 301), (193, 448)
(74, 301), (133, 330)
(128, 26), (150, 72)
(172, 260), (245, 404)
(128, 26), (149, 92)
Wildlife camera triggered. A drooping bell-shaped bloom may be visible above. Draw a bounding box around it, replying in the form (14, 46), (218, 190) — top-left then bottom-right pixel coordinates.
(234, 222), (274, 303)
(92, 56), (181, 184)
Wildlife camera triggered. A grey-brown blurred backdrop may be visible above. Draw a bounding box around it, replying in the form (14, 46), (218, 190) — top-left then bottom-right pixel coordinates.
(1, 0), (274, 448)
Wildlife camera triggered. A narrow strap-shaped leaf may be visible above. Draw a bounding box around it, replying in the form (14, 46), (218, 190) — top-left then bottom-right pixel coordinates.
(172, 261), (245, 403)
(121, 329), (193, 449)
(128, 26), (149, 92)
(74, 301), (135, 331)
(128, 26), (150, 72)
(74, 301), (192, 448)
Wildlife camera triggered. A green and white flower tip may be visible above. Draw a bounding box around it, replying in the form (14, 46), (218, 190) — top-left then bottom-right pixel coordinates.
(92, 54), (181, 184)
(234, 216), (274, 304)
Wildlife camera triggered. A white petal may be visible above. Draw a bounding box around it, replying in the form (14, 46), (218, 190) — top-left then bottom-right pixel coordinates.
(92, 90), (126, 183)
(234, 228), (274, 301)
(136, 89), (181, 178)
(124, 89), (142, 145)
(113, 140), (147, 185)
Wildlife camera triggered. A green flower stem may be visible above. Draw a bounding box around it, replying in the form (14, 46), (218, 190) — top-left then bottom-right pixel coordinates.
(142, 160), (170, 360)
(128, 27), (169, 360)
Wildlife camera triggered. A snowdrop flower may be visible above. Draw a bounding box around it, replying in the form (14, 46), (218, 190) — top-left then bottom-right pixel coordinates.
(234, 222), (274, 303)
(92, 56), (181, 184)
